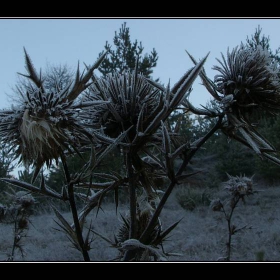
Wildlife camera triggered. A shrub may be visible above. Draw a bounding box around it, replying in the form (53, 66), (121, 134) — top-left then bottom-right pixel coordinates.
(176, 185), (212, 211)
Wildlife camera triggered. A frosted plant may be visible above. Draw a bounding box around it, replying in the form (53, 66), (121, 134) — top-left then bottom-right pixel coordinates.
(210, 174), (257, 261)
(0, 190), (35, 261)
(84, 55), (208, 141)
(187, 44), (280, 166)
(213, 45), (280, 115)
(0, 48), (109, 262)
(0, 48), (107, 183)
(80, 56), (209, 261)
(1, 39), (280, 262)
(222, 173), (254, 200)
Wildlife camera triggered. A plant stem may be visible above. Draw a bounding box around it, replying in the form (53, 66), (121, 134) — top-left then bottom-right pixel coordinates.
(10, 213), (18, 261)
(140, 115), (224, 244)
(61, 154), (90, 262)
(225, 196), (240, 261)
(128, 152), (137, 239)
(122, 151), (138, 261)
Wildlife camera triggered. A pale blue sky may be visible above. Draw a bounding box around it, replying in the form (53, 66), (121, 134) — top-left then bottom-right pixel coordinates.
(1, 18), (280, 109)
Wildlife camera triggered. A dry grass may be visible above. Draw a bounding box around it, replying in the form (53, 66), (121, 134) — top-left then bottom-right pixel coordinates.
(1, 185), (280, 262)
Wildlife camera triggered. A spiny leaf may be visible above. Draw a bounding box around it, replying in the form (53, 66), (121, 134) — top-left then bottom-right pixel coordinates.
(0, 178), (63, 200)
(95, 126), (133, 166)
(96, 191), (106, 217)
(171, 143), (189, 161)
(19, 47), (44, 90)
(154, 218), (183, 246)
(31, 163), (42, 184)
(161, 121), (172, 155)
(90, 229), (116, 246)
(161, 121), (175, 181)
(92, 172), (119, 181)
(176, 170), (202, 183)
(146, 78), (166, 92)
(183, 99), (214, 116)
(67, 51), (107, 101)
(238, 127), (261, 155)
(263, 153), (280, 166)
(52, 206), (76, 237)
(119, 213), (130, 229)
(170, 53), (209, 109)
(186, 51), (222, 101)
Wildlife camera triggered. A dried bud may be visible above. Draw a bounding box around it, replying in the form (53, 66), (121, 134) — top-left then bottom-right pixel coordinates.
(223, 174), (254, 198)
(18, 217), (29, 229)
(210, 199), (223, 212)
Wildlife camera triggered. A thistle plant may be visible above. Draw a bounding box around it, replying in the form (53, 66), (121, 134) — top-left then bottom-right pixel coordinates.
(187, 45), (280, 165)
(0, 48), (109, 261)
(210, 174), (257, 261)
(0, 49), (108, 183)
(0, 40), (280, 262)
(80, 56), (209, 261)
(0, 190), (35, 261)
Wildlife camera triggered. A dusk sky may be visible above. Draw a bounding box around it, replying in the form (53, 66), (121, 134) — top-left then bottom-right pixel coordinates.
(0, 18), (280, 109)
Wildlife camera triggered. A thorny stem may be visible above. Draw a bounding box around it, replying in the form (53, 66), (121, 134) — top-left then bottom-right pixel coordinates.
(222, 196), (241, 261)
(140, 115), (224, 244)
(9, 211), (26, 261)
(77, 178), (129, 223)
(10, 214), (18, 261)
(61, 153), (90, 262)
(127, 152), (137, 239)
(122, 151), (138, 261)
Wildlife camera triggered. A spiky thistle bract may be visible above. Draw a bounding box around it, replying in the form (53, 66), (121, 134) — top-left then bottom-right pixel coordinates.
(188, 45), (280, 167)
(0, 49), (107, 182)
(213, 44), (280, 116)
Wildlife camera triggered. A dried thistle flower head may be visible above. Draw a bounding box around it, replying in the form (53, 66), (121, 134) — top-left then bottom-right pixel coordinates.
(14, 191), (35, 210)
(213, 44), (280, 115)
(210, 199), (223, 212)
(190, 45), (280, 167)
(223, 174), (254, 198)
(0, 49), (107, 182)
(84, 69), (164, 140)
(84, 54), (208, 144)
(18, 217), (29, 229)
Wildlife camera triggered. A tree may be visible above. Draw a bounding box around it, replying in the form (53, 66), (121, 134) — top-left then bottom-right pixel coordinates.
(246, 25), (280, 65)
(98, 22), (158, 79)
(43, 63), (74, 93)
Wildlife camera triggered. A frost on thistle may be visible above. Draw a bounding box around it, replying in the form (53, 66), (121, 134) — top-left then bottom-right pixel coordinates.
(223, 174), (255, 201)
(188, 44), (280, 167)
(0, 49), (107, 182)
(213, 45), (280, 115)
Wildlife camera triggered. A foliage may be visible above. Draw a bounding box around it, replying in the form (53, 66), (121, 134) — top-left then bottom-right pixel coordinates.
(176, 185), (212, 211)
(0, 190), (35, 261)
(210, 174), (256, 261)
(246, 25), (280, 66)
(98, 22), (158, 79)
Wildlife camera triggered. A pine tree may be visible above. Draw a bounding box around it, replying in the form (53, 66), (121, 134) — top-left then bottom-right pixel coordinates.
(98, 22), (158, 79)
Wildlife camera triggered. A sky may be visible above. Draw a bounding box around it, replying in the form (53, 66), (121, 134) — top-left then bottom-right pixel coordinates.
(1, 18), (280, 110)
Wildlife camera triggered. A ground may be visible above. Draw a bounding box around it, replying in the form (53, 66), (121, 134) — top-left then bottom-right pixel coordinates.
(1, 184), (280, 262)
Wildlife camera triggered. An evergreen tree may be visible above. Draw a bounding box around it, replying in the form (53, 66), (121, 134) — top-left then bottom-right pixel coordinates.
(98, 22), (158, 79)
